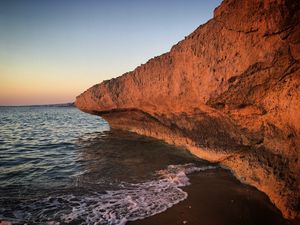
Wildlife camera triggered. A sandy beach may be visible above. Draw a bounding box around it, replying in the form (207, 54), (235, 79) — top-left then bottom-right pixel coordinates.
(130, 168), (295, 225)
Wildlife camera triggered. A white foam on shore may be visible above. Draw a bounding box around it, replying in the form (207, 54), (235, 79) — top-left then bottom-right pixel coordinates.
(59, 164), (216, 225)
(6, 164), (216, 225)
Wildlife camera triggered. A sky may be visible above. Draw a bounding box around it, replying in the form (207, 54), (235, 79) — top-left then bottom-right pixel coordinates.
(0, 0), (221, 106)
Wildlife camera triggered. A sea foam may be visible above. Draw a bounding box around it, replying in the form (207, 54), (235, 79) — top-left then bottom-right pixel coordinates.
(8, 164), (216, 225)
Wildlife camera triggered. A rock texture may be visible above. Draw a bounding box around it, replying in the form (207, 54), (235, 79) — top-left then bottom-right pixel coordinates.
(75, 0), (300, 219)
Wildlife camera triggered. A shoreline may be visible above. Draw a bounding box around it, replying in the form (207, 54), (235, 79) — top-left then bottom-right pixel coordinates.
(89, 110), (299, 219)
(129, 168), (295, 225)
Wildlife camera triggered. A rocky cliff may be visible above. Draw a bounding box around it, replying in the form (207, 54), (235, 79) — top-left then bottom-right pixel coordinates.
(75, 0), (300, 219)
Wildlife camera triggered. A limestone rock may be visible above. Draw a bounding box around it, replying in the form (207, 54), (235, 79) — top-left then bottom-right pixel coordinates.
(75, 0), (300, 219)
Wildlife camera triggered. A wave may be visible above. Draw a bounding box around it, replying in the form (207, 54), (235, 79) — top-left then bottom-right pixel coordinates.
(2, 164), (216, 225)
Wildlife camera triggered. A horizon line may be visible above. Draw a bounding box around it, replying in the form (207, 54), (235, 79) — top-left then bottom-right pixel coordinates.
(0, 102), (75, 107)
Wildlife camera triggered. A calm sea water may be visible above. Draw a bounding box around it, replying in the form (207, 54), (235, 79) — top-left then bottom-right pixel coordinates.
(0, 106), (211, 225)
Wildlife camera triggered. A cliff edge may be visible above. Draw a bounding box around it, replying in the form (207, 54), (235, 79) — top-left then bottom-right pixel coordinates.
(75, 0), (300, 219)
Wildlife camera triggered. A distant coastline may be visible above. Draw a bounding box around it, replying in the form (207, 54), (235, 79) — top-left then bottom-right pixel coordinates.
(0, 102), (75, 107)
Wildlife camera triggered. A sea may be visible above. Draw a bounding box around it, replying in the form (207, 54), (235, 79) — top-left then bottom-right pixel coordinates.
(0, 105), (216, 225)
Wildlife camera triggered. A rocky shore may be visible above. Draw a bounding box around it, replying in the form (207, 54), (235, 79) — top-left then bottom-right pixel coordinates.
(75, 0), (300, 219)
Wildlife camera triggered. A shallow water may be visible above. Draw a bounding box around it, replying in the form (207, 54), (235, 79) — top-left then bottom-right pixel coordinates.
(0, 106), (213, 224)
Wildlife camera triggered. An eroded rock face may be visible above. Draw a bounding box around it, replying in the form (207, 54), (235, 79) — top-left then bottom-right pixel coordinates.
(75, 0), (300, 219)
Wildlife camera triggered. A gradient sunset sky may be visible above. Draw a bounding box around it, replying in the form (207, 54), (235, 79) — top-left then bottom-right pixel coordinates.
(0, 0), (221, 106)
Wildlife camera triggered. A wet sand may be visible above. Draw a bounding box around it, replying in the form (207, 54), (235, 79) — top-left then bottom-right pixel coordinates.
(129, 168), (295, 225)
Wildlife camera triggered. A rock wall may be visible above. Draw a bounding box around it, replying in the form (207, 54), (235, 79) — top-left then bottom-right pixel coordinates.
(75, 0), (300, 219)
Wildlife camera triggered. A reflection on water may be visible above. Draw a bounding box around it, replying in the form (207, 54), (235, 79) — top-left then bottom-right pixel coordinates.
(75, 129), (207, 189)
(0, 106), (208, 224)
(0, 106), (109, 197)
